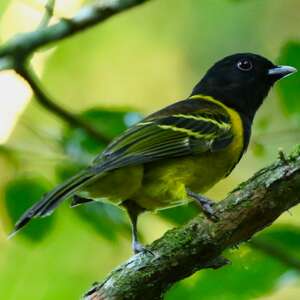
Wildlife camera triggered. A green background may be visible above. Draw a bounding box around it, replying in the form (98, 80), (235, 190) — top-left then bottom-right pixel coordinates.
(1, 0), (300, 299)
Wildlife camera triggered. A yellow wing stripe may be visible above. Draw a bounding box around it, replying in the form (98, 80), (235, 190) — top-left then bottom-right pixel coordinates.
(138, 112), (230, 130)
(137, 121), (153, 126)
(157, 124), (215, 139)
(173, 113), (231, 130)
(189, 94), (229, 108)
(190, 94), (244, 154)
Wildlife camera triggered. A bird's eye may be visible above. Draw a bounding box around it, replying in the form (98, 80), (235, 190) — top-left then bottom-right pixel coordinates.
(237, 60), (253, 71)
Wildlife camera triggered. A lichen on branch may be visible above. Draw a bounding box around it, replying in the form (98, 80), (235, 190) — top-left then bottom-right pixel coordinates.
(84, 147), (300, 300)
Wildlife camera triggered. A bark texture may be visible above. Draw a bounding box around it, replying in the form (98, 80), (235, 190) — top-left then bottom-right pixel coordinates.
(84, 148), (300, 300)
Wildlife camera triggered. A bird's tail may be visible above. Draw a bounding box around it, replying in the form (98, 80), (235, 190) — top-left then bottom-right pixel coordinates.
(9, 169), (97, 238)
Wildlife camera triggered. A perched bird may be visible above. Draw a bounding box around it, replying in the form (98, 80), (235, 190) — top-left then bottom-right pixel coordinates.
(10, 53), (296, 253)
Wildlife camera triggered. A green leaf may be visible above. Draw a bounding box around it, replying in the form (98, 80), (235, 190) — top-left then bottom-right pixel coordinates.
(73, 201), (129, 241)
(277, 42), (300, 120)
(167, 225), (300, 300)
(254, 224), (300, 257)
(4, 176), (55, 241)
(62, 108), (142, 163)
(56, 161), (84, 182)
(81, 110), (141, 139)
(166, 245), (289, 300)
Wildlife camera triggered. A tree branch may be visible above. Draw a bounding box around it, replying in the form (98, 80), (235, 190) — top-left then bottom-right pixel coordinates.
(0, 0), (151, 142)
(38, 0), (56, 29)
(15, 64), (111, 143)
(84, 148), (300, 300)
(0, 0), (150, 69)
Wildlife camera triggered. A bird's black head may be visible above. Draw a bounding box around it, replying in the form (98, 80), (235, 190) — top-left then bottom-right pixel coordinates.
(192, 53), (297, 120)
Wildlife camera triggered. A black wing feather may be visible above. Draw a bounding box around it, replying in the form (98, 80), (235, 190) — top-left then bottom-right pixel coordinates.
(92, 99), (233, 172)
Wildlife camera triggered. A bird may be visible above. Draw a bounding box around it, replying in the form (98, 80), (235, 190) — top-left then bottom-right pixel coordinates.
(9, 53), (297, 254)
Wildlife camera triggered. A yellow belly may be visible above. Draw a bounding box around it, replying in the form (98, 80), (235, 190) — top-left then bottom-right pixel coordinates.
(132, 140), (242, 210)
(132, 97), (245, 210)
(79, 135), (242, 211)
(78, 165), (143, 204)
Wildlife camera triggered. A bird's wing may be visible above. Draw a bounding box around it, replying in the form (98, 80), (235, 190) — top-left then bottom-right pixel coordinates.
(92, 99), (234, 172)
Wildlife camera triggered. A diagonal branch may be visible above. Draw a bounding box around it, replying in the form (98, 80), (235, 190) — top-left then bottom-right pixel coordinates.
(38, 0), (56, 29)
(0, 0), (152, 142)
(84, 148), (300, 300)
(0, 0), (151, 70)
(15, 64), (111, 143)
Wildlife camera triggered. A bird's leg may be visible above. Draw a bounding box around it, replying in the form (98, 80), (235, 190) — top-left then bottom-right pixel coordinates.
(122, 201), (152, 255)
(129, 208), (143, 254)
(186, 189), (219, 222)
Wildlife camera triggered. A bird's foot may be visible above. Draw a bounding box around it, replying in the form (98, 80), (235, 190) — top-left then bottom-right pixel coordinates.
(187, 190), (219, 222)
(133, 241), (154, 256)
(200, 198), (219, 222)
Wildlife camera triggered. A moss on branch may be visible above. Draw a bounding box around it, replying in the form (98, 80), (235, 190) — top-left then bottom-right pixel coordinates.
(84, 147), (300, 300)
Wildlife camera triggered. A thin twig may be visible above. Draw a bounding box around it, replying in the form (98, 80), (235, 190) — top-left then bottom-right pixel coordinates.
(0, 0), (150, 141)
(38, 0), (56, 29)
(0, 56), (14, 70)
(250, 238), (300, 271)
(15, 63), (111, 143)
(0, 0), (150, 68)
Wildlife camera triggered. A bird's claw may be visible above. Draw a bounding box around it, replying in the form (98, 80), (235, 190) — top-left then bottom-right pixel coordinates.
(133, 241), (154, 256)
(201, 202), (219, 222)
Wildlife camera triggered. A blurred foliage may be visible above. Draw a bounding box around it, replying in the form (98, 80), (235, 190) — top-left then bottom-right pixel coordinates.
(1, 0), (300, 300)
(278, 42), (300, 121)
(0, 0), (10, 21)
(158, 203), (198, 225)
(4, 176), (54, 241)
(167, 225), (300, 300)
(166, 245), (291, 300)
(257, 225), (300, 257)
(0, 145), (19, 167)
(61, 108), (142, 164)
(73, 201), (129, 241)
(251, 141), (266, 157)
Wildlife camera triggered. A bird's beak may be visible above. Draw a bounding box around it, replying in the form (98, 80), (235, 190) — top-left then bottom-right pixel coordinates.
(268, 65), (297, 80)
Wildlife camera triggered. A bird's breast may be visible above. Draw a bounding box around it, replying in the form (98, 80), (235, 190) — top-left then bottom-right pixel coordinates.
(133, 107), (244, 210)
